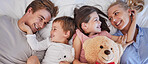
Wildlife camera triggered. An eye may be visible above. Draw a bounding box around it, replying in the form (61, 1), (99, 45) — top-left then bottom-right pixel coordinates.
(94, 17), (99, 22)
(40, 17), (43, 21)
(64, 55), (66, 58)
(95, 18), (98, 21)
(114, 12), (119, 16)
(109, 17), (112, 21)
(53, 28), (56, 30)
(100, 45), (103, 49)
(111, 48), (113, 50)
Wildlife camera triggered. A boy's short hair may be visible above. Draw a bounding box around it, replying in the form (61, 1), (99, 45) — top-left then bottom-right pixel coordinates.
(25, 0), (58, 18)
(53, 16), (76, 40)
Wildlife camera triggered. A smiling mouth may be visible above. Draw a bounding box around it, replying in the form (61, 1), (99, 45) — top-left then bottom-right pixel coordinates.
(34, 23), (39, 31)
(97, 25), (101, 29)
(116, 20), (122, 26)
(102, 56), (113, 61)
(50, 35), (54, 38)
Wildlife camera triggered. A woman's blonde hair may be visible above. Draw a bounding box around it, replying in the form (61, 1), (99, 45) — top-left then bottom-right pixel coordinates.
(108, 0), (144, 12)
(128, 0), (144, 12)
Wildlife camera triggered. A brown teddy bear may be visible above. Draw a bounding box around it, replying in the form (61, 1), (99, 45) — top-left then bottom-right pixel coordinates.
(83, 36), (124, 64)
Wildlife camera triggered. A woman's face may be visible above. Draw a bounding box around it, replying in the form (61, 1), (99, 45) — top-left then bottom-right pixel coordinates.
(108, 5), (131, 30)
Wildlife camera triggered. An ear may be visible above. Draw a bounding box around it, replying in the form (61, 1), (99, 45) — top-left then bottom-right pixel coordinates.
(26, 7), (33, 14)
(128, 9), (132, 16)
(64, 31), (70, 38)
(81, 22), (88, 31)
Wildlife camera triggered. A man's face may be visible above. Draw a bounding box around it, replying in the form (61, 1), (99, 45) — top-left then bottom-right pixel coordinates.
(25, 8), (51, 33)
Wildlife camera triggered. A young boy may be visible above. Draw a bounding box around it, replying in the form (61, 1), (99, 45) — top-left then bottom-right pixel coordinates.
(22, 16), (76, 64)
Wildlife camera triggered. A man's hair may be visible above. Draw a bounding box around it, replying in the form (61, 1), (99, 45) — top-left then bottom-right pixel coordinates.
(53, 16), (76, 40)
(25, 0), (58, 18)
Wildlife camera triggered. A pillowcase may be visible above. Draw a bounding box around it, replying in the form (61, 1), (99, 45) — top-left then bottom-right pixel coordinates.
(0, 0), (33, 19)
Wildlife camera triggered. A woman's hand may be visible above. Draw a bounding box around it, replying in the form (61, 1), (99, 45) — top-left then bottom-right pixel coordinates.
(131, 9), (137, 22)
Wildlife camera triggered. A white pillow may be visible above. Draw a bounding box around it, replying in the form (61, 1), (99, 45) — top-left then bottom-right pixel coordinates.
(136, 0), (148, 28)
(0, 0), (33, 19)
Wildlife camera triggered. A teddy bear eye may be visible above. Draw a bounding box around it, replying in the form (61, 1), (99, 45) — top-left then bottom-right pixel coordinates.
(111, 48), (113, 50)
(64, 55), (66, 58)
(100, 45), (103, 49)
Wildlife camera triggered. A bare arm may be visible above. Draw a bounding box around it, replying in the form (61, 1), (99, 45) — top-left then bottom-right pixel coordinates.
(127, 10), (137, 42)
(73, 35), (87, 64)
(111, 35), (119, 42)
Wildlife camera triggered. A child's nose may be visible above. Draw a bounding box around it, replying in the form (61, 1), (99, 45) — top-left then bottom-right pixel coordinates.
(98, 21), (101, 24)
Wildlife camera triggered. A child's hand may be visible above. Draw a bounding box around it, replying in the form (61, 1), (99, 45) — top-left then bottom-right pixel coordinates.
(116, 34), (134, 50)
(59, 61), (70, 64)
(116, 34), (127, 44)
(21, 23), (33, 34)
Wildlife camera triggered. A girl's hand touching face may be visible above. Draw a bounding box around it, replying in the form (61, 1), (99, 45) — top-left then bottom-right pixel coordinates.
(116, 34), (134, 50)
(59, 61), (70, 64)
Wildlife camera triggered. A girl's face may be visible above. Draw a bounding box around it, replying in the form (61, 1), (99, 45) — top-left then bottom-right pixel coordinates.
(87, 12), (102, 33)
(50, 22), (67, 43)
(108, 5), (131, 30)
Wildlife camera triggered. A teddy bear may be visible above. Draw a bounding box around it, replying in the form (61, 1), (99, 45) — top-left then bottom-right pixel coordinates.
(83, 36), (124, 64)
(41, 43), (75, 64)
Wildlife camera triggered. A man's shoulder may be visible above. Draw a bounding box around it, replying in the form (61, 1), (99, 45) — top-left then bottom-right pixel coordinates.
(0, 15), (12, 19)
(0, 15), (17, 22)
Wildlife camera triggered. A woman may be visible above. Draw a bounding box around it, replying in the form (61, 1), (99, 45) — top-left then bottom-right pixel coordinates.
(107, 1), (148, 64)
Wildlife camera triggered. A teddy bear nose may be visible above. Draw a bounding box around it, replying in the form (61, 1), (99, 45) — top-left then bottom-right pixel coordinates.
(104, 50), (110, 55)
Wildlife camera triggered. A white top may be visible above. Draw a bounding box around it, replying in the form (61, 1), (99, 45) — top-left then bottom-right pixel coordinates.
(26, 34), (75, 64)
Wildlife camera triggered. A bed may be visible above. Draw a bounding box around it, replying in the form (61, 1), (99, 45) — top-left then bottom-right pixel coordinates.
(0, 0), (148, 63)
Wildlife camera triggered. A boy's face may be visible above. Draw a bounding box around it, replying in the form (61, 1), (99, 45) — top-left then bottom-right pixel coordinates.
(50, 22), (67, 43)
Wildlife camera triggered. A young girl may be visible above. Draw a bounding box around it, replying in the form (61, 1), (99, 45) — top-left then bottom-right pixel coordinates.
(73, 5), (136, 64)
(108, 1), (148, 64)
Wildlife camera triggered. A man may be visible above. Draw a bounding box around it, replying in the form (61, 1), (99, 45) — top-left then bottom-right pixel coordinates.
(0, 0), (58, 63)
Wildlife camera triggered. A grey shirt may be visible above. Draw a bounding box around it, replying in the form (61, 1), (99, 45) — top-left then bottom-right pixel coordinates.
(0, 15), (33, 63)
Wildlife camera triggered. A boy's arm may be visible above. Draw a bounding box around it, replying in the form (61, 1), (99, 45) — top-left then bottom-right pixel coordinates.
(22, 24), (50, 51)
(26, 34), (51, 51)
(127, 10), (137, 42)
